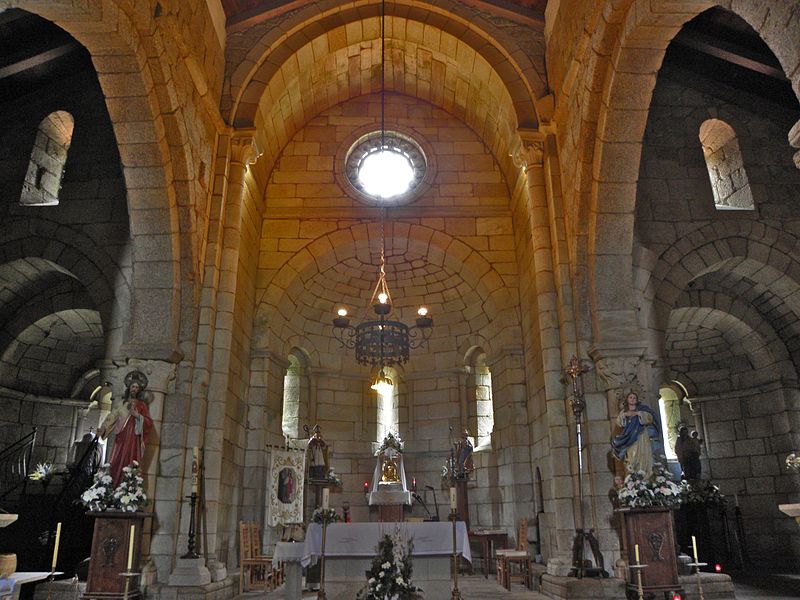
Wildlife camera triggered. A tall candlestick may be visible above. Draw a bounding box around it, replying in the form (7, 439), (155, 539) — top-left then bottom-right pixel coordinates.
(51, 522), (62, 572)
(691, 535), (698, 562)
(634, 543), (640, 564)
(449, 487), (457, 510)
(191, 446), (199, 494)
(127, 525), (136, 570)
(322, 488), (330, 509)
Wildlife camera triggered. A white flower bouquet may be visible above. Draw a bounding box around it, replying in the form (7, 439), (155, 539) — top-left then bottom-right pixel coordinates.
(80, 464), (116, 511)
(787, 453), (800, 473)
(80, 461), (148, 512)
(29, 462), (54, 482)
(358, 533), (419, 600)
(617, 465), (682, 509)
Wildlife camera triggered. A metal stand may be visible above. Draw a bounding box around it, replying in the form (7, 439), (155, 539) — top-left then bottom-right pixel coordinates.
(564, 356), (608, 578)
(688, 561), (707, 600)
(119, 572), (140, 600)
(628, 563), (647, 600)
(450, 510), (462, 600)
(317, 520), (328, 600)
(181, 492), (199, 559)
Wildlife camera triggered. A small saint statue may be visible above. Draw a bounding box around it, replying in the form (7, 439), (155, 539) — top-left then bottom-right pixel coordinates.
(306, 424), (329, 480)
(675, 425), (703, 479)
(454, 428), (474, 479)
(380, 447), (401, 483)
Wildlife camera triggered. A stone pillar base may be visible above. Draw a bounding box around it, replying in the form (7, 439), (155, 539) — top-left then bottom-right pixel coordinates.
(206, 558), (227, 582)
(146, 577), (236, 600)
(168, 557), (211, 586)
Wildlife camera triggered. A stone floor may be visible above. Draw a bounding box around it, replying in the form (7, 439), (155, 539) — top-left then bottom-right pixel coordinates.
(254, 571), (800, 599)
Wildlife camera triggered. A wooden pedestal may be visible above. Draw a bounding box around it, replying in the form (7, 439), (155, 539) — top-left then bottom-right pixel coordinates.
(83, 512), (152, 600)
(455, 479), (469, 530)
(621, 507), (683, 599)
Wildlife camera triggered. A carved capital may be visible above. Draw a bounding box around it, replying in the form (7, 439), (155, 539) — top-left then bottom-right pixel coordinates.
(587, 343), (648, 393)
(230, 130), (261, 167)
(789, 120), (800, 170)
(512, 129), (546, 172)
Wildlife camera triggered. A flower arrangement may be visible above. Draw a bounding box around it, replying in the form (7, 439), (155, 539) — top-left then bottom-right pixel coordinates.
(80, 461), (148, 512)
(29, 462), (54, 483)
(113, 461), (148, 512)
(358, 533), (419, 600)
(80, 464), (116, 511)
(617, 465), (682, 509)
(311, 507), (341, 525)
(679, 479), (725, 505)
(787, 453), (800, 472)
(376, 432), (404, 456)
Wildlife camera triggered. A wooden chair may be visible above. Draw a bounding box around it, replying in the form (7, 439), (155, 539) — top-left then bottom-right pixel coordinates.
(239, 521), (276, 593)
(495, 518), (533, 590)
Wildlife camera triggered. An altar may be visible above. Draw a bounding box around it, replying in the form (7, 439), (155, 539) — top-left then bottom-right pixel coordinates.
(302, 522), (470, 600)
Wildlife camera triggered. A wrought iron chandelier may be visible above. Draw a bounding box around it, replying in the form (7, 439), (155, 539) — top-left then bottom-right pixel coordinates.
(332, 0), (432, 390)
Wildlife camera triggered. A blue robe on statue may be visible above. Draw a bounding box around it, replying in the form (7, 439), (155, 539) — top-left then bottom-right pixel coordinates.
(611, 403), (660, 475)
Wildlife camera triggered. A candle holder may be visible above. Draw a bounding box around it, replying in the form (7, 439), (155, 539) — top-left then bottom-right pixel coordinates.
(628, 563), (647, 600)
(317, 519), (328, 600)
(450, 508), (462, 600)
(687, 560), (707, 600)
(119, 571), (140, 600)
(181, 492), (200, 559)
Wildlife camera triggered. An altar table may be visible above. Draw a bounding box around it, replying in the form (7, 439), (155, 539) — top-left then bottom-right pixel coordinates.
(303, 521), (471, 567)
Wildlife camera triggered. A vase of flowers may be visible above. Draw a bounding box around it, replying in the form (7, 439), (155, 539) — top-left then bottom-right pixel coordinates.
(29, 462), (55, 493)
(357, 533), (420, 600)
(311, 507), (341, 525)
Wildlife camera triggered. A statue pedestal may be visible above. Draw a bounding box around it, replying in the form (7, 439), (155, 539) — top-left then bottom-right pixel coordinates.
(368, 485), (412, 522)
(779, 503), (800, 525)
(620, 507), (682, 598)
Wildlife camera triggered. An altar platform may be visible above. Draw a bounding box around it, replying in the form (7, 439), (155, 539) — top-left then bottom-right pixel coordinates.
(301, 521), (470, 600)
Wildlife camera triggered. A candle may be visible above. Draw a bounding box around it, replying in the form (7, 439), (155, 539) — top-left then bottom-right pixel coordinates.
(127, 525), (136, 570)
(364, 481), (369, 493)
(634, 543), (640, 565)
(191, 447), (199, 494)
(734, 493), (739, 508)
(51, 522), (62, 572)
(691, 535), (698, 562)
(450, 487), (457, 510)
(412, 477), (416, 491)
(322, 488), (330, 509)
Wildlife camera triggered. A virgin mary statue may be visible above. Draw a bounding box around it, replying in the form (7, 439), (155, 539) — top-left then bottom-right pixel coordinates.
(611, 391), (660, 478)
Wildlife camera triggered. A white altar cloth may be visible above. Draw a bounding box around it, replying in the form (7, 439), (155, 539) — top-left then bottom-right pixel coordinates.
(302, 522), (470, 567)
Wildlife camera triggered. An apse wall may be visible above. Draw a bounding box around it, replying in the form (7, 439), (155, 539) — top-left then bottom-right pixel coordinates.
(245, 92), (532, 541)
(635, 62), (800, 565)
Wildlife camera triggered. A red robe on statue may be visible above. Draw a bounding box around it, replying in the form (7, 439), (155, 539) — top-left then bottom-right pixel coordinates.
(108, 399), (153, 486)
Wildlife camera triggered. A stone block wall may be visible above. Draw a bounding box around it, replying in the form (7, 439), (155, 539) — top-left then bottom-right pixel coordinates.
(635, 61), (800, 566)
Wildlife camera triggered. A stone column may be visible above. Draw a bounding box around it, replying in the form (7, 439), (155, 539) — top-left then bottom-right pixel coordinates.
(201, 131), (261, 581)
(790, 119), (800, 170)
(513, 130), (576, 573)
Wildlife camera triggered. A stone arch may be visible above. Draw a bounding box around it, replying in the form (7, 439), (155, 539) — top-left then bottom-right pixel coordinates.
(7, 1), (190, 357)
(235, 13), (533, 191)
(227, 0), (544, 131)
(578, 0), (800, 344)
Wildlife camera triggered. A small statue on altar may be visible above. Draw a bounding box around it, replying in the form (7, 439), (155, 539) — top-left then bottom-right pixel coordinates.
(454, 428), (474, 478)
(306, 424), (329, 480)
(675, 426), (703, 479)
(375, 432), (405, 487)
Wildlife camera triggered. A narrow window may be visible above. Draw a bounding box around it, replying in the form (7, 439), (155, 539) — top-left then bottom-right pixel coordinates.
(282, 351), (309, 439)
(20, 111), (75, 206)
(375, 366), (399, 442)
(466, 348), (494, 449)
(699, 119), (754, 210)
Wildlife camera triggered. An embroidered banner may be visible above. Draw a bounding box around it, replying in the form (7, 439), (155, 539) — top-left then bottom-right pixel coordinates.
(268, 448), (305, 526)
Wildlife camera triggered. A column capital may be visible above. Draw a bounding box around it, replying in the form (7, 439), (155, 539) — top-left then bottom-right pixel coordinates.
(230, 128), (261, 166)
(512, 128), (546, 172)
(587, 342), (648, 393)
(101, 358), (178, 395)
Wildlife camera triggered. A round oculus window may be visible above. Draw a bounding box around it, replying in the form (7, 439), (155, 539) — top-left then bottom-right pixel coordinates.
(345, 132), (427, 202)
